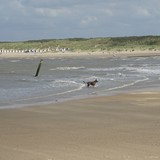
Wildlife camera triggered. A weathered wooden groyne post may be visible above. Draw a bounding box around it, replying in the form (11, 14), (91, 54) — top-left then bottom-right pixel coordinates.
(35, 59), (43, 77)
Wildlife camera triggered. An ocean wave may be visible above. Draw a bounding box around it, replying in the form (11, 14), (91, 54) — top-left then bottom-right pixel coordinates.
(134, 57), (148, 61)
(50, 80), (78, 87)
(9, 60), (21, 63)
(9, 82), (85, 102)
(86, 67), (127, 72)
(104, 77), (149, 92)
(49, 66), (85, 71)
(126, 66), (160, 75)
(86, 68), (115, 71)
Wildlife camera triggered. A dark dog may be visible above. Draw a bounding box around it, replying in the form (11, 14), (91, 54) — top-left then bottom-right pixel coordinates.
(83, 79), (98, 87)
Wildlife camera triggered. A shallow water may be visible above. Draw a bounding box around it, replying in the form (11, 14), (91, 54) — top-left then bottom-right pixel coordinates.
(0, 56), (160, 108)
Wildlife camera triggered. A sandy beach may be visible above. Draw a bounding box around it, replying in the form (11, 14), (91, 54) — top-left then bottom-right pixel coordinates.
(1, 51), (160, 159)
(0, 92), (160, 160)
(0, 49), (160, 59)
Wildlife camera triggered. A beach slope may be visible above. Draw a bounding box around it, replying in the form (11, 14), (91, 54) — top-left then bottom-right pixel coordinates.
(0, 92), (160, 160)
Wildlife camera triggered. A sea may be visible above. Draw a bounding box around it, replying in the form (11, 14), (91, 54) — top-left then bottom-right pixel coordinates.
(0, 55), (160, 109)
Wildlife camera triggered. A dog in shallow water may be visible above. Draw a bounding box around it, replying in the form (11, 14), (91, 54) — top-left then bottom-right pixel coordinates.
(83, 79), (98, 87)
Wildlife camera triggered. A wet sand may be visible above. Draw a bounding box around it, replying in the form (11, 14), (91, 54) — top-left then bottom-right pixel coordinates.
(0, 92), (160, 160)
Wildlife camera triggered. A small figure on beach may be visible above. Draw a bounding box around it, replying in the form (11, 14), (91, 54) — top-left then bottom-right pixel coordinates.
(83, 79), (98, 87)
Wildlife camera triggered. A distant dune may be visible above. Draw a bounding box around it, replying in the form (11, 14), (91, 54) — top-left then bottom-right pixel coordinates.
(1, 36), (160, 54)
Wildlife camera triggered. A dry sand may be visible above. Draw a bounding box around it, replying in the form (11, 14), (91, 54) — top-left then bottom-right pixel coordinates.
(0, 92), (160, 160)
(0, 49), (160, 59)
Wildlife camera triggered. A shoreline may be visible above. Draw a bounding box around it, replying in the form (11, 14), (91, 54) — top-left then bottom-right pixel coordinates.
(1, 86), (159, 110)
(1, 50), (160, 159)
(0, 49), (160, 59)
(1, 50), (160, 110)
(0, 91), (160, 160)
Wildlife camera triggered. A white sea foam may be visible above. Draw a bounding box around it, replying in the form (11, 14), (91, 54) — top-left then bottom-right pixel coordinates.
(10, 60), (20, 62)
(49, 80), (78, 88)
(86, 68), (116, 71)
(104, 77), (149, 92)
(9, 81), (85, 102)
(83, 75), (100, 80)
(126, 66), (160, 75)
(49, 66), (85, 71)
(135, 57), (148, 61)
(86, 67), (127, 72)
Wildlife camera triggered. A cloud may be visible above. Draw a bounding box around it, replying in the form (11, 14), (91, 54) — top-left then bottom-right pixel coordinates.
(35, 7), (71, 18)
(1, 0), (160, 41)
(80, 16), (98, 27)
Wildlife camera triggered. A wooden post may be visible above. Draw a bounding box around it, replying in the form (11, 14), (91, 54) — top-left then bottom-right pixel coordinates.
(35, 59), (43, 77)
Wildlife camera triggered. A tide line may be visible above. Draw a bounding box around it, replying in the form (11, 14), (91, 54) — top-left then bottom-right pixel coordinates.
(104, 77), (149, 92)
(12, 83), (85, 102)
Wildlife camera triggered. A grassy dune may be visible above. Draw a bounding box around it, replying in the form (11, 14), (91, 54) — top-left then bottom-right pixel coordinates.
(1, 36), (160, 52)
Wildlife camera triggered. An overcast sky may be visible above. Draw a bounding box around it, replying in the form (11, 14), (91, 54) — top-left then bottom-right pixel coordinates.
(1, 0), (160, 41)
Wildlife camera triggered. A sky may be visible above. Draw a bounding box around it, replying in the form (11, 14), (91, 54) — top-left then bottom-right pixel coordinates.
(1, 0), (160, 41)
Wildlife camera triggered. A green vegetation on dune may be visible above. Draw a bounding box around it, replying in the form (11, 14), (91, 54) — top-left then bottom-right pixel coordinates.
(1, 36), (160, 52)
